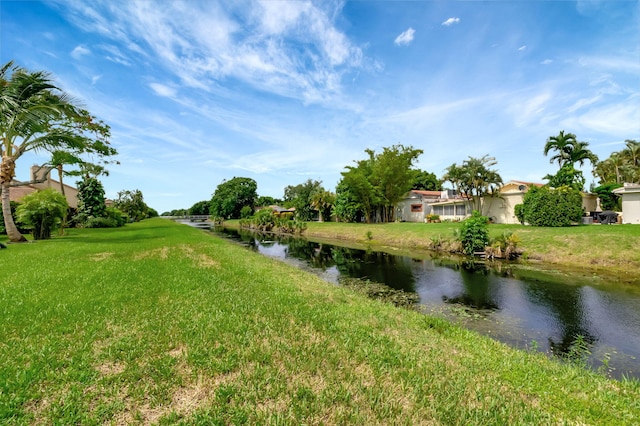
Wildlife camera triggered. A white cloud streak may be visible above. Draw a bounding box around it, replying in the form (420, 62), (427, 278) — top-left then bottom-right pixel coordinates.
(394, 28), (415, 46)
(442, 17), (460, 26)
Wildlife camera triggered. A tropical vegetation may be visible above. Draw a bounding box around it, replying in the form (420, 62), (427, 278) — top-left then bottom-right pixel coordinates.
(14, 188), (68, 240)
(0, 61), (117, 242)
(443, 154), (503, 215)
(210, 177), (258, 219)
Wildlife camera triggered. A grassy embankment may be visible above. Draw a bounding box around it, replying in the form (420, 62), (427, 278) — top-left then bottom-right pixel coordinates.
(295, 221), (640, 284)
(1, 218), (639, 424)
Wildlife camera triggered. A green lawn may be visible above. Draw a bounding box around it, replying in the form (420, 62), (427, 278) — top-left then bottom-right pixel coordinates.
(1, 218), (639, 424)
(297, 221), (640, 283)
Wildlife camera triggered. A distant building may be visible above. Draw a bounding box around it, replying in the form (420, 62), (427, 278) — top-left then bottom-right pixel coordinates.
(613, 183), (640, 224)
(9, 165), (79, 208)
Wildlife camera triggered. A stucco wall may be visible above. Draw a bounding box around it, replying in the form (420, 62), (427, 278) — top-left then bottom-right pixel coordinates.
(620, 192), (640, 224)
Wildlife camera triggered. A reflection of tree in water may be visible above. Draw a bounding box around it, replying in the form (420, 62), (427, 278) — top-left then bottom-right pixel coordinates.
(442, 260), (500, 311)
(523, 282), (595, 357)
(285, 238), (336, 269)
(330, 247), (416, 293)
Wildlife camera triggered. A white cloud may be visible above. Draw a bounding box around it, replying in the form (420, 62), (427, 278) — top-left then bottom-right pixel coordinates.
(518, 45), (527, 51)
(541, 59), (553, 65)
(71, 45), (91, 59)
(394, 28), (415, 46)
(91, 75), (102, 85)
(442, 17), (460, 26)
(149, 83), (177, 98)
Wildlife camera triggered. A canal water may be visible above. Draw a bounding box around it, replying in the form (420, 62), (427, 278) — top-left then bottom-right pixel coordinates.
(212, 227), (640, 380)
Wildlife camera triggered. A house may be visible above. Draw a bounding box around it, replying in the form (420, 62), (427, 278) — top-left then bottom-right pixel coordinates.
(396, 190), (467, 222)
(8, 165), (79, 209)
(397, 180), (601, 224)
(613, 183), (640, 224)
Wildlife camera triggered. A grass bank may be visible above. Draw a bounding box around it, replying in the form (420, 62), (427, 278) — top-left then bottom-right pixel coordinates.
(1, 218), (639, 424)
(293, 221), (640, 284)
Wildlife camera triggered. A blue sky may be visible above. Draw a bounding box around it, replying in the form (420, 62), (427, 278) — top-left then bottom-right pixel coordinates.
(2, 0), (639, 213)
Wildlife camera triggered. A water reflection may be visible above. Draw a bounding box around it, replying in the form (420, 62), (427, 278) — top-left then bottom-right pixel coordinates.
(213, 227), (640, 379)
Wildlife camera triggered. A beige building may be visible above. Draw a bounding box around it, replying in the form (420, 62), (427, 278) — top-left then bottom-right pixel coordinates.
(613, 183), (640, 224)
(397, 180), (601, 224)
(8, 165), (79, 209)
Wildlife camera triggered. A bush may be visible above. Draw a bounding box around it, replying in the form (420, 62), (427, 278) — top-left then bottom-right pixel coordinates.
(521, 185), (583, 227)
(240, 205), (253, 219)
(15, 189), (68, 239)
(458, 210), (490, 255)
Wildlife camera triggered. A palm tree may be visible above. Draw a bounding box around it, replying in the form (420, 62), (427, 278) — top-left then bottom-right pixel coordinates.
(310, 190), (336, 222)
(1, 61), (115, 242)
(443, 155), (503, 214)
(623, 139), (640, 168)
(543, 131), (577, 167)
(566, 140), (598, 167)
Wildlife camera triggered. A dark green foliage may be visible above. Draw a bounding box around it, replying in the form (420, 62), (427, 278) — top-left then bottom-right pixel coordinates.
(15, 189), (68, 239)
(333, 181), (361, 222)
(283, 179), (323, 221)
(188, 200), (210, 216)
(458, 210), (490, 255)
(0, 201), (26, 234)
(543, 164), (586, 191)
(75, 176), (107, 221)
(210, 177), (257, 219)
(411, 169), (443, 191)
(336, 144), (423, 223)
(256, 195), (281, 207)
(593, 183), (622, 211)
(240, 205), (253, 219)
(514, 204), (525, 225)
(114, 189), (149, 222)
(443, 155), (503, 214)
(520, 185), (583, 227)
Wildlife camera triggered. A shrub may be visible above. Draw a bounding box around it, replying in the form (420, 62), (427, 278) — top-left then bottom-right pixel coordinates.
(240, 205), (253, 219)
(15, 189), (68, 239)
(521, 185), (583, 227)
(458, 210), (490, 255)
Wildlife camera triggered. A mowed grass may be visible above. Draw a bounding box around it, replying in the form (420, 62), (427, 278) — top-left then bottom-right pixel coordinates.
(1, 219), (640, 424)
(300, 221), (640, 282)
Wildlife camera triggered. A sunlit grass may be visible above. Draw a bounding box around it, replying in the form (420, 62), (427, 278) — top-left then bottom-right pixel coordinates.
(1, 218), (639, 424)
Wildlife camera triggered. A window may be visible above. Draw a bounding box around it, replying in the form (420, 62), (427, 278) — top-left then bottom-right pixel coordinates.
(411, 204), (423, 212)
(433, 205), (444, 215)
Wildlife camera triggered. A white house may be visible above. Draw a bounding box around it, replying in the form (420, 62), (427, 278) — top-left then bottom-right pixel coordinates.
(613, 183), (640, 224)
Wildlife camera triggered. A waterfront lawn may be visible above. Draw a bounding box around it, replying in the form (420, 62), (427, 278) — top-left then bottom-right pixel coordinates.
(1, 218), (639, 424)
(302, 221), (640, 281)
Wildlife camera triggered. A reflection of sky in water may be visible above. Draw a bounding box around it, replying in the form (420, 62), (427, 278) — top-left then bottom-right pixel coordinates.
(222, 230), (640, 379)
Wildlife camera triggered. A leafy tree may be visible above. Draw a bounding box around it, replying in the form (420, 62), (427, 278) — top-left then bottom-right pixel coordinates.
(0, 61), (117, 242)
(336, 144), (422, 223)
(283, 179), (324, 221)
(592, 183), (622, 211)
(443, 155), (503, 214)
(188, 200), (210, 216)
(75, 176), (107, 221)
(458, 210), (490, 255)
(520, 185), (583, 227)
(411, 169), (443, 191)
(210, 177), (257, 219)
(15, 189), (68, 239)
(594, 140), (640, 185)
(332, 180), (362, 223)
(543, 164), (586, 191)
(310, 189), (336, 222)
(256, 195), (281, 207)
(114, 189), (148, 222)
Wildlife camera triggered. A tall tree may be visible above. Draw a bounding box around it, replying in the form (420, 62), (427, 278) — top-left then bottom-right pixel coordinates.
(410, 169), (443, 191)
(543, 131), (578, 167)
(0, 61), (116, 242)
(336, 144), (422, 223)
(114, 189), (148, 222)
(210, 177), (257, 219)
(310, 189), (335, 222)
(443, 155), (503, 214)
(283, 179), (324, 221)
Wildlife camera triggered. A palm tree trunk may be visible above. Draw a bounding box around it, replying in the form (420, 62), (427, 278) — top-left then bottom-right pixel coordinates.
(1, 182), (27, 242)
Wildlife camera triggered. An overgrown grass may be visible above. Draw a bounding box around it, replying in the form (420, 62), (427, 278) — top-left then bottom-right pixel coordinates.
(1, 218), (639, 424)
